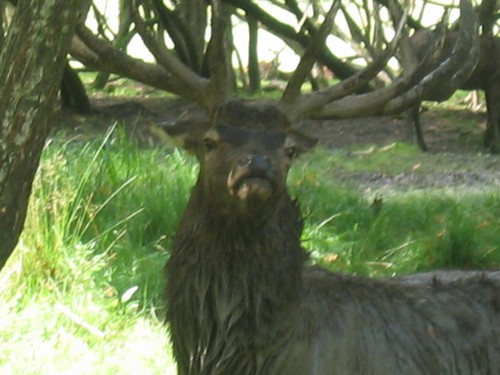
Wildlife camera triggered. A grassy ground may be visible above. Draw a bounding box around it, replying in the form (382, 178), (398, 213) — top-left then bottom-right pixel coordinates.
(0, 124), (499, 374)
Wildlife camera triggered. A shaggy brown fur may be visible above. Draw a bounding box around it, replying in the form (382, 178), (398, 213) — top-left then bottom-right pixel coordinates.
(165, 100), (500, 375)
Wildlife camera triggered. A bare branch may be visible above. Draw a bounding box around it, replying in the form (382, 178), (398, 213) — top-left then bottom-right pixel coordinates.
(280, 0), (341, 109)
(130, 1), (211, 106)
(56, 304), (108, 338)
(151, 0), (201, 70)
(225, 0), (366, 85)
(311, 0), (479, 119)
(73, 25), (210, 104)
(70, 0), (479, 129)
(282, 8), (408, 120)
(205, 0), (231, 111)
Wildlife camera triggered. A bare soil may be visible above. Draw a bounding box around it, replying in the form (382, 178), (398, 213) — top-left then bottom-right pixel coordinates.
(55, 96), (500, 193)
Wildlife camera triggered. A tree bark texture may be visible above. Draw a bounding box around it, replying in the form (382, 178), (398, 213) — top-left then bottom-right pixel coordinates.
(0, 0), (88, 270)
(247, 15), (260, 93)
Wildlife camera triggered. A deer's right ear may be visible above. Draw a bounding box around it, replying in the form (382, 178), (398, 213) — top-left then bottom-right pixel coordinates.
(154, 120), (211, 154)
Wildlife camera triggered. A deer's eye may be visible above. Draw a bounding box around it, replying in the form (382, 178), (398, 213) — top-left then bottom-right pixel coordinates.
(284, 146), (298, 160)
(203, 138), (218, 152)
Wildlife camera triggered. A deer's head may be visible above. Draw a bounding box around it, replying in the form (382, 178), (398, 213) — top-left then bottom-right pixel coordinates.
(163, 100), (316, 218)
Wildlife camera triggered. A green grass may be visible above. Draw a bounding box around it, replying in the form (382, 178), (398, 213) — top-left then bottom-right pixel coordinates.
(0, 127), (193, 374)
(0, 126), (499, 373)
(291, 149), (500, 276)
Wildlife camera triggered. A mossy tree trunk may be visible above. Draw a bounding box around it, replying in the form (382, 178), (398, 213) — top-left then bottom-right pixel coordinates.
(0, 0), (89, 270)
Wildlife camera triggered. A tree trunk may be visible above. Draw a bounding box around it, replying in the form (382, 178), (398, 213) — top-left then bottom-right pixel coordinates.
(61, 61), (92, 114)
(0, 0), (89, 270)
(177, 0), (207, 67)
(247, 15), (260, 93)
(0, 3), (4, 51)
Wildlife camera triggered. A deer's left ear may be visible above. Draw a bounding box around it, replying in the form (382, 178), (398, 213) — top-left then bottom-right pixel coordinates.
(155, 119), (212, 154)
(284, 130), (317, 159)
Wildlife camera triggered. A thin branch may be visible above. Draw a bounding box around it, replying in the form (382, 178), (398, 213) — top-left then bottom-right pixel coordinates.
(56, 303), (108, 338)
(225, 0), (366, 85)
(280, 0), (341, 109)
(72, 25), (203, 102)
(383, 8), (479, 112)
(313, 0), (478, 118)
(130, 1), (210, 106)
(151, 0), (201, 70)
(284, 8), (408, 120)
(206, 0), (231, 111)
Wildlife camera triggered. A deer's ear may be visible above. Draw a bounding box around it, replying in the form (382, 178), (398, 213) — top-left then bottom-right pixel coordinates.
(285, 130), (317, 158)
(155, 120), (211, 153)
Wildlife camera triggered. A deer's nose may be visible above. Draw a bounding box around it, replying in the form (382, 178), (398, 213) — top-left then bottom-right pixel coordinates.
(239, 154), (272, 171)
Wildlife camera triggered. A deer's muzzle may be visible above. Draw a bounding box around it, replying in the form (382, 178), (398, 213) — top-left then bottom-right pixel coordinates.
(227, 154), (276, 201)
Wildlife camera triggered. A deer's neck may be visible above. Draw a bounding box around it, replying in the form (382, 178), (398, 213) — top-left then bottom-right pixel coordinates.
(170, 187), (307, 302)
(166, 187), (307, 372)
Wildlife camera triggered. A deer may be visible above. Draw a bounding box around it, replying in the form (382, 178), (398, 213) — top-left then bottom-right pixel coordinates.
(405, 29), (500, 152)
(164, 98), (500, 375)
(91, 0), (500, 373)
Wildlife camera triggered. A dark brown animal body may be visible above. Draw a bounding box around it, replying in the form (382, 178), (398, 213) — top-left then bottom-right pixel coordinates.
(165, 100), (500, 375)
(408, 30), (500, 152)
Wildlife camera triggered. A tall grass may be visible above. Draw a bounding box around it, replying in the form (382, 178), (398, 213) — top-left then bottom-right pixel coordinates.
(0, 128), (499, 373)
(0, 127), (195, 374)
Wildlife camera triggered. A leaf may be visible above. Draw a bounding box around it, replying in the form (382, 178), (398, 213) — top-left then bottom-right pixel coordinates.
(120, 285), (139, 303)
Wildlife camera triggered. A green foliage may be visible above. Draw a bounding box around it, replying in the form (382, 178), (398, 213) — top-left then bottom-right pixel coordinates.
(8, 127), (197, 307)
(0, 128), (498, 373)
(0, 127), (196, 374)
(290, 148), (500, 276)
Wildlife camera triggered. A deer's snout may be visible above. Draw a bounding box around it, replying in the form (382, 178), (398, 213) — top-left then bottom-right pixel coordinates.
(238, 154), (272, 172)
(228, 154), (276, 201)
